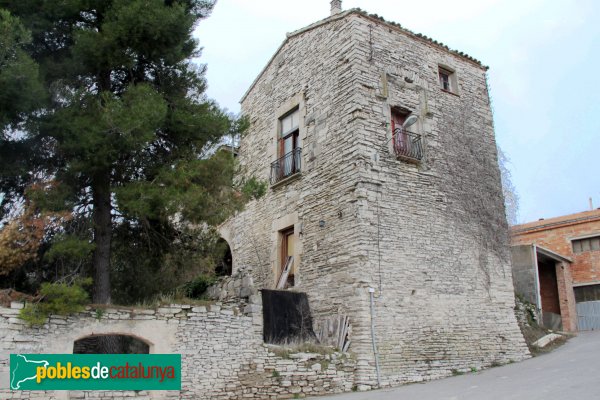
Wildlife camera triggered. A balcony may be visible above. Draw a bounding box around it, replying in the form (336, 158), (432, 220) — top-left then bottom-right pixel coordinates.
(270, 147), (302, 185)
(393, 129), (423, 162)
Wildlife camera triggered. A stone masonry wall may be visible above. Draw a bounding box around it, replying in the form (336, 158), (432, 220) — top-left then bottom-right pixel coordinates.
(0, 299), (355, 399)
(346, 13), (529, 386)
(224, 9), (529, 391)
(223, 12), (378, 390)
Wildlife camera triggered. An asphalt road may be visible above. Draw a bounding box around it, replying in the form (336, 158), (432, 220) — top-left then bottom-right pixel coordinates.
(311, 331), (600, 400)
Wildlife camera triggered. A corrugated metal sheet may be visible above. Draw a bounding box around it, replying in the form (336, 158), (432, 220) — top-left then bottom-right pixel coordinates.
(576, 301), (600, 331)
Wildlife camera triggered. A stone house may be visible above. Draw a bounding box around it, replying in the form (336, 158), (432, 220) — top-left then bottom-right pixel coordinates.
(511, 208), (600, 332)
(220, 1), (528, 389)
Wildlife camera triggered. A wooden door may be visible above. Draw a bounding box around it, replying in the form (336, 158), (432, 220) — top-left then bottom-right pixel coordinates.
(283, 229), (295, 275)
(391, 110), (408, 151)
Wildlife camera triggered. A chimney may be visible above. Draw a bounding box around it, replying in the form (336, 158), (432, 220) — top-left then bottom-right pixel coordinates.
(330, 0), (342, 16)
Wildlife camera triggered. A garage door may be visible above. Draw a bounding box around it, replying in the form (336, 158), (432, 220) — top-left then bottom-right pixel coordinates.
(575, 284), (600, 331)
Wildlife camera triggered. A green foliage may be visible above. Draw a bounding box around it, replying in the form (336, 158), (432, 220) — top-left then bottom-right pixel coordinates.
(18, 302), (47, 326)
(240, 176), (268, 201)
(0, 8), (44, 130)
(25, 183), (77, 213)
(180, 274), (217, 299)
(115, 150), (243, 225)
(19, 278), (92, 326)
(0, 8), (45, 220)
(0, 1), (257, 302)
(95, 308), (104, 321)
(45, 235), (95, 263)
(110, 225), (225, 305)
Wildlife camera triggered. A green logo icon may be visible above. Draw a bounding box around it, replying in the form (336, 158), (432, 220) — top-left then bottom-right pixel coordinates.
(10, 354), (181, 390)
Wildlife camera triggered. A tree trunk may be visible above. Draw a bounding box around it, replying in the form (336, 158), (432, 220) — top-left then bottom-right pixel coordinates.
(92, 171), (112, 304)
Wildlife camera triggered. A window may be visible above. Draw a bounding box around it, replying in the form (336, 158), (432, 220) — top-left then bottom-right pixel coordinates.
(438, 66), (457, 94)
(270, 108), (301, 184)
(572, 235), (600, 254)
(574, 284), (600, 302)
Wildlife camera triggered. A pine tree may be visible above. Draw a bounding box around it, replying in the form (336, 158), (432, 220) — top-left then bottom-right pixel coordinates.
(0, 1), (253, 303)
(0, 8), (45, 219)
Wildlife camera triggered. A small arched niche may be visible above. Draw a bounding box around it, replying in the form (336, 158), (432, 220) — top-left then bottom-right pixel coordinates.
(73, 334), (150, 354)
(215, 238), (233, 276)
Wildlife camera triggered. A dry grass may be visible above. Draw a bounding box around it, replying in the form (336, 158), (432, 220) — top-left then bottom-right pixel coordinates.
(266, 342), (336, 359)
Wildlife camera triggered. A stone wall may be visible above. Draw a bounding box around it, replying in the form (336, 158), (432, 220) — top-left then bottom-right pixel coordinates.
(510, 245), (539, 305)
(223, 9), (529, 390)
(0, 300), (355, 399)
(344, 13), (530, 386)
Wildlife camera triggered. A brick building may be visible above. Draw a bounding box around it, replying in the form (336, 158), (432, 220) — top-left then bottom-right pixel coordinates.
(220, 2), (528, 389)
(512, 208), (600, 331)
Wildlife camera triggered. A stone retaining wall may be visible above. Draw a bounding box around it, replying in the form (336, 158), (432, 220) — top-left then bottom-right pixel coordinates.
(0, 300), (355, 399)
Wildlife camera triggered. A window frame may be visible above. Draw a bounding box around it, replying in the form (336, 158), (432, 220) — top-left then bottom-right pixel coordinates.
(438, 65), (458, 95)
(279, 227), (295, 288)
(278, 107), (300, 158)
(572, 235), (600, 254)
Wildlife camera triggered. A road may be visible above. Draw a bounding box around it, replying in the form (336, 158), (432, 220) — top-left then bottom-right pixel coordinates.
(311, 331), (600, 400)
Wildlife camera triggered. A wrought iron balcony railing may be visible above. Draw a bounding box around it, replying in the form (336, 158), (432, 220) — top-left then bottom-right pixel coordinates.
(270, 147), (302, 185)
(393, 128), (423, 161)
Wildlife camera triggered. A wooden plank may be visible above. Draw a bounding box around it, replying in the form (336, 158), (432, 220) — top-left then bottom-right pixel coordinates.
(276, 256), (293, 289)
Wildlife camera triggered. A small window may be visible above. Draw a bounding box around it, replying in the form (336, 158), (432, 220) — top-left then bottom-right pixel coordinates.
(438, 66), (457, 94)
(572, 235), (600, 254)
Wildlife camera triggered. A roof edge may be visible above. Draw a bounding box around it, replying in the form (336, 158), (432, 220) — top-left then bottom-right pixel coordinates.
(240, 8), (488, 104)
(512, 212), (600, 235)
(534, 245), (572, 264)
(353, 10), (487, 69)
(239, 10), (353, 104)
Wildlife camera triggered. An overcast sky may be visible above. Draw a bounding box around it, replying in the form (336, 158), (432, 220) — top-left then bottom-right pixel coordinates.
(195, 0), (600, 224)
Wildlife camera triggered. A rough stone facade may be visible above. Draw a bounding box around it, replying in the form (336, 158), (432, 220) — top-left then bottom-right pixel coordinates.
(221, 9), (529, 390)
(0, 300), (355, 399)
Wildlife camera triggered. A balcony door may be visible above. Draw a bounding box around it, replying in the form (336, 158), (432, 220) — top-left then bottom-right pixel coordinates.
(279, 108), (299, 178)
(391, 109), (408, 152)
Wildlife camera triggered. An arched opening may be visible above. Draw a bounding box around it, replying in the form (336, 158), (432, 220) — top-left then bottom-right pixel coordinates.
(73, 334), (150, 354)
(215, 238), (233, 276)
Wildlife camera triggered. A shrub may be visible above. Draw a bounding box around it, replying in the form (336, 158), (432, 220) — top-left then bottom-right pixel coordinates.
(180, 275), (217, 299)
(19, 278), (92, 326)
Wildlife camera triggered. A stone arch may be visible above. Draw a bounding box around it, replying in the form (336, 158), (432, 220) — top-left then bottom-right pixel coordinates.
(217, 221), (235, 276)
(73, 333), (152, 354)
(215, 238), (233, 276)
